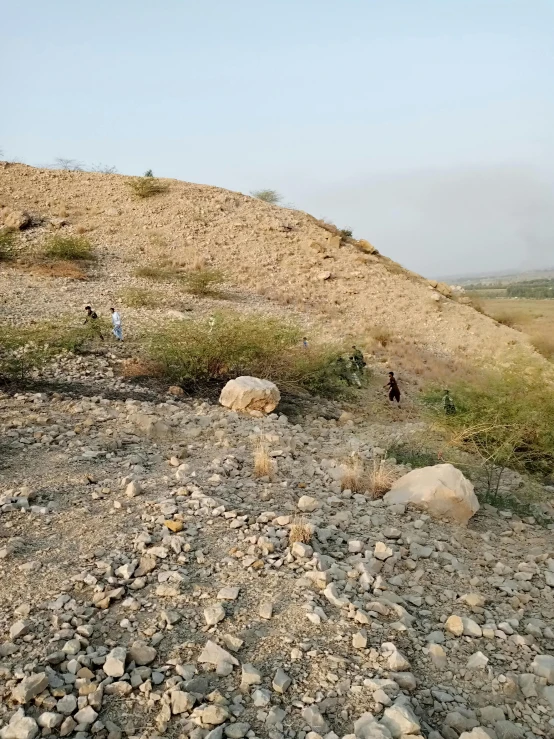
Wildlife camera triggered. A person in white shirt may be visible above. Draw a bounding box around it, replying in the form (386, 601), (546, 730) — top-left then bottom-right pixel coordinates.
(110, 308), (123, 341)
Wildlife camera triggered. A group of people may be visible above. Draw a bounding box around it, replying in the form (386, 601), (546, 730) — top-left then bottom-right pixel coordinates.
(84, 306), (123, 341)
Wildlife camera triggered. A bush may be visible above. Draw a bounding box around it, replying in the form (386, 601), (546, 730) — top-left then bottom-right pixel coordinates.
(340, 228), (353, 239)
(145, 312), (348, 396)
(134, 265), (174, 281)
(0, 321), (105, 383)
(370, 326), (392, 347)
(121, 288), (159, 307)
(182, 269), (224, 296)
(0, 228), (15, 260)
(251, 189), (282, 204)
(424, 361), (554, 492)
(128, 175), (168, 199)
(44, 235), (95, 261)
(388, 443), (439, 468)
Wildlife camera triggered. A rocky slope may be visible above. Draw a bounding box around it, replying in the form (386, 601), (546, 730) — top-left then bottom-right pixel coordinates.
(0, 163), (530, 363)
(1, 358), (554, 739)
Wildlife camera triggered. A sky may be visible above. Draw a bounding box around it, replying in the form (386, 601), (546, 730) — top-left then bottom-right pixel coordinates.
(2, 0), (553, 277)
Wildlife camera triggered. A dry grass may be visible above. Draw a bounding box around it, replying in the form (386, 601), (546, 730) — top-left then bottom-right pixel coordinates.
(253, 442), (275, 479)
(368, 459), (397, 499)
(370, 325), (392, 347)
(530, 334), (554, 360)
(121, 287), (159, 308)
(120, 358), (162, 379)
(16, 261), (88, 280)
(341, 458), (370, 493)
(480, 298), (554, 361)
(289, 517), (312, 544)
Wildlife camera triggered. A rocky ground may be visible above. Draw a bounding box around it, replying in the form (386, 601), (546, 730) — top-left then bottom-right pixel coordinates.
(1, 356), (554, 739)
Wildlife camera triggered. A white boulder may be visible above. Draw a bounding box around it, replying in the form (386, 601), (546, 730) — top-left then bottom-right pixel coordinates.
(219, 376), (280, 414)
(383, 463), (479, 525)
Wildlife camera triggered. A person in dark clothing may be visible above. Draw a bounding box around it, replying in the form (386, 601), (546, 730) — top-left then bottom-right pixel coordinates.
(443, 389), (456, 415)
(350, 345), (366, 374)
(84, 306), (103, 339)
(385, 371), (401, 403)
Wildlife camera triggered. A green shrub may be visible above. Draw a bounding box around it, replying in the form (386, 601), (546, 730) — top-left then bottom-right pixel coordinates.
(128, 175), (168, 199)
(145, 312), (348, 396)
(0, 320), (105, 383)
(44, 235), (95, 261)
(340, 228), (353, 239)
(0, 229), (15, 260)
(251, 189), (282, 204)
(424, 360), (554, 492)
(182, 269), (224, 296)
(388, 443), (438, 468)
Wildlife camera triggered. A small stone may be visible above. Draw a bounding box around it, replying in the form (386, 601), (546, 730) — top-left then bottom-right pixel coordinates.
(201, 705), (230, 726)
(204, 604), (226, 626)
(301, 706), (329, 734)
(240, 663), (262, 689)
(56, 695), (77, 715)
(171, 690), (195, 714)
(12, 673), (49, 704)
(273, 668), (291, 693)
(374, 542), (393, 561)
(59, 717), (77, 737)
(9, 621), (30, 640)
(353, 630), (368, 649)
(198, 640), (238, 666)
(217, 587), (239, 600)
(382, 642), (410, 671)
(297, 495), (319, 512)
(128, 641), (157, 665)
(292, 541), (313, 558)
(37, 714), (63, 730)
(103, 646), (127, 677)
(381, 700), (421, 737)
(259, 602), (273, 620)
(0, 713), (39, 739)
(467, 652), (489, 670)
(224, 723), (250, 738)
(164, 519), (184, 532)
(428, 643), (447, 669)
(125, 480), (142, 497)
(252, 688), (271, 707)
(73, 706), (98, 726)
(531, 654), (554, 683)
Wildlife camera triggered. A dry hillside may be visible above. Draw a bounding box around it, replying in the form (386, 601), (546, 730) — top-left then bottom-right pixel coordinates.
(0, 163), (531, 367)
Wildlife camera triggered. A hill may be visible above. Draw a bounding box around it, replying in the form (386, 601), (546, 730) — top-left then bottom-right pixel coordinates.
(0, 163), (532, 373)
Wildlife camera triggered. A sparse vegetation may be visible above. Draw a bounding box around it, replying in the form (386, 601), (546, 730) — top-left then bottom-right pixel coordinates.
(425, 360), (554, 492)
(121, 288), (159, 308)
(253, 441), (275, 479)
(0, 321), (105, 383)
(341, 457), (369, 493)
(368, 459), (397, 498)
(530, 334), (554, 361)
(134, 265), (174, 281)
(388, 443), (439, 469)
(340, 228), (353, 239)
(144, 312), (348, 396)
(44, 234), (95, 261)
(370, 326), (392, 347)
(182, 269), (224, 296)
(53, 158), (83, 171)
(251, 189), (282, 204)
(289, 517), (312, 544)
(128, 174), (168, 199)
(0, 228), (16, 260)
(91, 163), (118, 174)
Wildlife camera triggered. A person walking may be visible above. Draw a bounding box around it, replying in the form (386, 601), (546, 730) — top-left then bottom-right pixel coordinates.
(350, 345), (366, 373)
(111, 308), (123, 341)
(84, 305), (103, 339)
(385, 371), (401, 404)
(302, 337), (309, 349)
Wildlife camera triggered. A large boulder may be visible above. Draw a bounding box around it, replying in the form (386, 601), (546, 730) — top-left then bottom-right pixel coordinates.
(383, 463), (479, 525)
(219, 376), (280, 414)
(3, 210), (31, 230)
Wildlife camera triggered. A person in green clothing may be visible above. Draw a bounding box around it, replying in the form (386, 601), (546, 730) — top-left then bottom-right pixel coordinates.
(443, 389), (456, 415)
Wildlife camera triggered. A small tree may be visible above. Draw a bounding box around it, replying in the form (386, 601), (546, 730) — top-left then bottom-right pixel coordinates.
(91, 163), (118, 174)
(54, 158), (84, 171)
(251, 189), (283, 205)
(340, 228), (353, 239)
(144, 169), (154, 177)
(128, 174), (167, 198)
(182, 269), (224, 296)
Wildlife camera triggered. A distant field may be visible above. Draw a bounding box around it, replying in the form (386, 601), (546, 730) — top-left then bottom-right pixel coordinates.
(479, 298), (554, 360)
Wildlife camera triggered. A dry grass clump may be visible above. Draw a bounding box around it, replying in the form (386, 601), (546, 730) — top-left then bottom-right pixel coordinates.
(370, 325), (392, 347)
(253, 442), (275, 479)
(121, 287), (159, 308)
(368, 459), (397, 499)
(182, 268), (224, 296)
(28, 261), (88, 280)
(341, 458), (370, 493)
(120, 358), (163, 379)
(134, 265), (175, 281)
(289, 516), (312, 544)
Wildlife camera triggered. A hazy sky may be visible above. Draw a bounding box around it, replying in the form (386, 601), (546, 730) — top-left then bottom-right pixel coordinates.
(2, 0), (553, 277)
